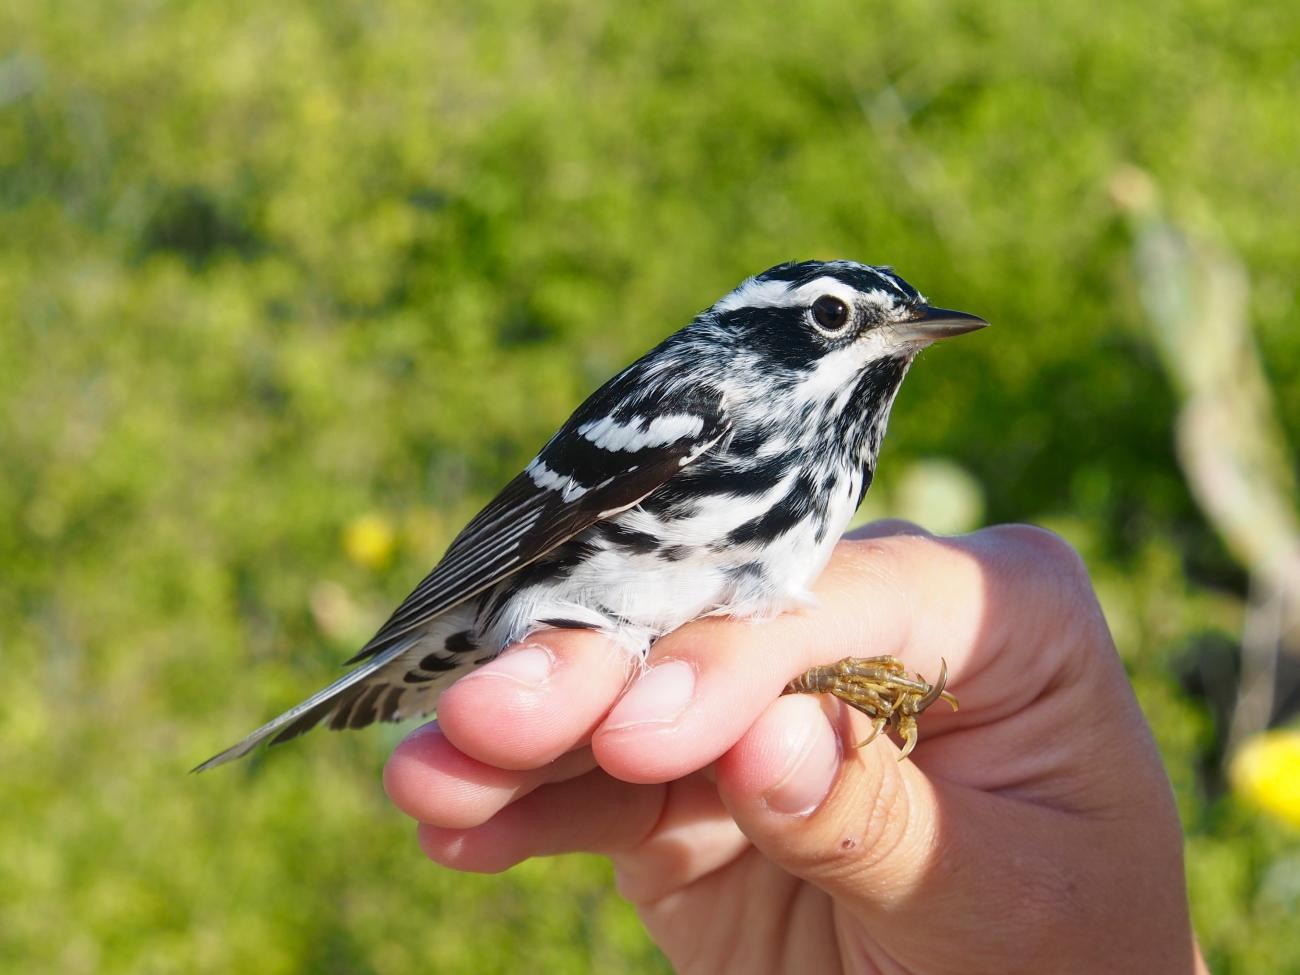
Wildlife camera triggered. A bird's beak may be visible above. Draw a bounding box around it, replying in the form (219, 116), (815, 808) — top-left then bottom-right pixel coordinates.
(894, 305), (989, 342)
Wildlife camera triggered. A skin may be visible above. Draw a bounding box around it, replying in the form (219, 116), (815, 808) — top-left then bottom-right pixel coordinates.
(384, 522), (1209, 974)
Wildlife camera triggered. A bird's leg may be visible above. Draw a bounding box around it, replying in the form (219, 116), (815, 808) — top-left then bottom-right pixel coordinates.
(783, 655), (958, 759)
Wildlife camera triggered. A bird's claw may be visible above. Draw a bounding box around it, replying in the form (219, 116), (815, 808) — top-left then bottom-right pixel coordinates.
(783, 655), (957, 760)
(915, 658), (954, 712)
(854, 715), (888, 750)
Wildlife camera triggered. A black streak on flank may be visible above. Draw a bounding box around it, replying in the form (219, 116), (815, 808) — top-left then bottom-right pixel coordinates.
(593, 521), (660, 555)
(530, 539), (600, 578)
(538, 617), (600, 630)
(726, 471), (819, 546)
(638, 488), (700, 520)
(658, 544), (692, 561)
(726, 424), (772, 456)
(813, 515), (829, 546)
(677, 452), (795, 499)
(727, 561), (767, 582)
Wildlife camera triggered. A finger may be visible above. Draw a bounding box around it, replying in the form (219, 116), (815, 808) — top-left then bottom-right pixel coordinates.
(435, 628), (635, 771)
(418, 770), (751, 894)
(383, 721), (597, 829)
(611, 771), (752, 905)
(591, 531), (990, 784)
(715, 693), (1190, 972)
(416, 769), (668, 874)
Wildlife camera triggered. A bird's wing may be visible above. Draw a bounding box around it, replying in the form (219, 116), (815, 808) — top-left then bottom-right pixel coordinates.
(348, 380), (731, 663)
(193, 379), (729, 771)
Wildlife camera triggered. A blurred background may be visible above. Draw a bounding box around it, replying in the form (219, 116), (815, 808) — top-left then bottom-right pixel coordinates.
(3, 1), (1299, 971)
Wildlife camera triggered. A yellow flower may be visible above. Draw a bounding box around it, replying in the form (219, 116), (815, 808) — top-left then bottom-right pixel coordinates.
(343, 512), (396, 571)
(1231, 729), (1300, 829)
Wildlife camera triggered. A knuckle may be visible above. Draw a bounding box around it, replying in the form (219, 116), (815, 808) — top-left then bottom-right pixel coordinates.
(985, 523), (1092, 594)
(977, 525), (1108, 671)
(988, 522), (1083, 565)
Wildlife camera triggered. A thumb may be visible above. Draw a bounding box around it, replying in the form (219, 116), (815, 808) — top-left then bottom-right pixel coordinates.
(714, 694), (1075, 971)
(715, 694), (941, 905)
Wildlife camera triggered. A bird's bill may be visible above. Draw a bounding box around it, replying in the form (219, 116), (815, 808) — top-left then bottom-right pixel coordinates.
(894, 305), (989, 341)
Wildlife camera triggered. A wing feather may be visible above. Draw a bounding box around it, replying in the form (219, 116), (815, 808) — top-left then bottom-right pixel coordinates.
(347, 389), (729, 663)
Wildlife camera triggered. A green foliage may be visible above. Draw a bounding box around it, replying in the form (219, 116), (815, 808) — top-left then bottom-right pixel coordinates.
(2, 0), (1298, 970)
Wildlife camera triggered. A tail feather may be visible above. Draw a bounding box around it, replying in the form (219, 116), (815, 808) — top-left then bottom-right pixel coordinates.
(193, 624), (472, 772)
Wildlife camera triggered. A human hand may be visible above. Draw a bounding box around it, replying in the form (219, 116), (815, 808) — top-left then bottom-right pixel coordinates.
(384, 523), (1205, 974)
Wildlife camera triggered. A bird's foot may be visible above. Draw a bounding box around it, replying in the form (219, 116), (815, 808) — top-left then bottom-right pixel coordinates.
(783, 655), (958, 760)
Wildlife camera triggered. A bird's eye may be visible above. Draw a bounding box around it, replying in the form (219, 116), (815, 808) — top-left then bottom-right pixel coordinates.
(811, 295), (850, 333)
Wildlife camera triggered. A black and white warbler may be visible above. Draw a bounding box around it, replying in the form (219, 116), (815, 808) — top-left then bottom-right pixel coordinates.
(197, 260), (986, 770)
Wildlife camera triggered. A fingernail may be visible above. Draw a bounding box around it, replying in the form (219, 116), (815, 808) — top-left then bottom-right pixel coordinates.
(465, 644), (554, 688)
(605, 659), (696, 730)
(762, 708), (840, 816)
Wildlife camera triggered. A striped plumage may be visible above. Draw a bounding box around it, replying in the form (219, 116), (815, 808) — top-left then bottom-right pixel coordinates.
(196, 260), (986, 770)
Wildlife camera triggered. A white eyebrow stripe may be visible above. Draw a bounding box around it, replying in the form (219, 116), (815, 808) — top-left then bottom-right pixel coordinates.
(577, 413), (705, 452)
(713, 276), (890, 314)
(712, 277), (798, 312)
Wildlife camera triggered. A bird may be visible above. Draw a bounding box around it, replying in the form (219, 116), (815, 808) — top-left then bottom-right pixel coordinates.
(196, 260), (987, 771)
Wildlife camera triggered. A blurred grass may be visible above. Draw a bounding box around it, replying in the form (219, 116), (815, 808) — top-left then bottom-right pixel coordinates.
(2, 0), (1299, 971)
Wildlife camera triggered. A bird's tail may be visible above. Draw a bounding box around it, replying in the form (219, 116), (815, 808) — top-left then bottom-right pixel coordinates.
(193, 613), (478, 772)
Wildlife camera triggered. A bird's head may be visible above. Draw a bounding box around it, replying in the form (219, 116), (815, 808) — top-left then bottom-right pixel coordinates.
(699, 259), (987, 460)
(709, 259), (986, 372)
